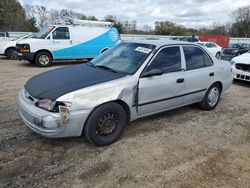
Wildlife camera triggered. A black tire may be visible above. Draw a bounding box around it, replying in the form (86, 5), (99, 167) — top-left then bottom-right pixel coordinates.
(199, 83), (222, 110)
(28, 60), (35, 64)
(6, 48), (17, 59)
(35, 51), (52, 67)
(84, 102), (127, 146)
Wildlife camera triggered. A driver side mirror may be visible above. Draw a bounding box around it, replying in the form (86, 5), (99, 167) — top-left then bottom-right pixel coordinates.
(141, 68), (163, 78)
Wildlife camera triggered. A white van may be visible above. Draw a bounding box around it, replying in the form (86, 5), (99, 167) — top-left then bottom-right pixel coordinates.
(16, 20), (120, 67)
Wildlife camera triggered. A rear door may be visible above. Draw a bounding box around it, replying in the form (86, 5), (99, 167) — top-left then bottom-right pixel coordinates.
(181, 45), (215, 104)
(138, 46), (186, 116)
(51, 27), (72, 59)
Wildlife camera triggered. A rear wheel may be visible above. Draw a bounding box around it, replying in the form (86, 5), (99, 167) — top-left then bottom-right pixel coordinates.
(6, 48), (17, 59)
(35, 51), (52, 67)
(199, 83), (222, 110)
(84, 102), (127, 146)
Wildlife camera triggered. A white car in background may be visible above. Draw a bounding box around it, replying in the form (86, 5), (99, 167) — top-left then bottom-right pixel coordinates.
(198, 42), (222, 58)
(0, 34), (34, 59)
(231, 52), (250, 82)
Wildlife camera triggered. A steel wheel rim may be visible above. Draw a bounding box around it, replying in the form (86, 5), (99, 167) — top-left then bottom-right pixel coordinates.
(39, 55), (49, 65)
(96, 112), (118, 136)
(8, 50), (16, 59)
(208, 87), (219, 106)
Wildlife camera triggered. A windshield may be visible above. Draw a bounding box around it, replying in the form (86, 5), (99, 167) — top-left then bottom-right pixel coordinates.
(91, 42), (156, 75)
(34, 26), (54, 39)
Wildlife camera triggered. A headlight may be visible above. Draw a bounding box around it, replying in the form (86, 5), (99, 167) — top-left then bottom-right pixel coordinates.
(35, 99), (56, 111)
(19, 44), (30, 53)
(35, 99), (71, 112)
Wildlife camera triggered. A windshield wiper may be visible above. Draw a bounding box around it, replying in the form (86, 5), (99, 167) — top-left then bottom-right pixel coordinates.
(96, 65), (117, 73)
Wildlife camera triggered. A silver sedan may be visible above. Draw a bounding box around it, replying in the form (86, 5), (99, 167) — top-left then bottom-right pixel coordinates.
(17, 40), (233, 146)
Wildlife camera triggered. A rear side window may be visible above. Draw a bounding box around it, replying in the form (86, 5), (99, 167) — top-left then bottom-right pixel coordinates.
(147, 46), (181, 73)
(52, 27), (70, 40)
(183, 46), (212, 70)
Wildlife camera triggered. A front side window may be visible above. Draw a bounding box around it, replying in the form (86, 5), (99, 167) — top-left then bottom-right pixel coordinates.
(183, 46), (212, 70)
(52, 27), (70, 40)
(146, 46), (181, 73)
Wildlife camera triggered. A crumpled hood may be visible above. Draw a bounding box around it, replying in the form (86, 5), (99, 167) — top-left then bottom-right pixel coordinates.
(25, 64), (126, 100)
(232, 53), (250, 65)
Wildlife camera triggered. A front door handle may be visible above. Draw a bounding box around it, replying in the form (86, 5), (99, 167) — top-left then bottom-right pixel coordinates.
(177, 78), (184, 83)
(209, 72), (214, 77)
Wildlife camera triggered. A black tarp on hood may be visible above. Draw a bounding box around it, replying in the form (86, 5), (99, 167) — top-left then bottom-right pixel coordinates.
(25, 64), (126, 100)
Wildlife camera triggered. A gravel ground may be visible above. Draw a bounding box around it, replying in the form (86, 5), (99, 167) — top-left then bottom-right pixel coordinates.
(0, 57), (250, 188)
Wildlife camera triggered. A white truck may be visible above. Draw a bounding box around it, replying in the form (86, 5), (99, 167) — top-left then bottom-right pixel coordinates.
(16, 20), (120, 67)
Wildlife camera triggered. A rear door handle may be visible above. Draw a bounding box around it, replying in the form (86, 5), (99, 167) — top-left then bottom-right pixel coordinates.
(209, 72), (214, 77)
(177, 78), (184, 83)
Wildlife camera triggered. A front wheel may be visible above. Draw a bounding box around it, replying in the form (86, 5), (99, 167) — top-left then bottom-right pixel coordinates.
(84, 103), (127, 146)
(6, 48), (17, 59)
(199, 83), (222, 110)
(35, 51), (52, 67)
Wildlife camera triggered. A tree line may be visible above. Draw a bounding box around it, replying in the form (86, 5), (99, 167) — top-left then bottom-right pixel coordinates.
(0, 0), (250, 37)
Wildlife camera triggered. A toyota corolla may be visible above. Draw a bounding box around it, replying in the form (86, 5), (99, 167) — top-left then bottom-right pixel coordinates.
(17, 41), (233, 146)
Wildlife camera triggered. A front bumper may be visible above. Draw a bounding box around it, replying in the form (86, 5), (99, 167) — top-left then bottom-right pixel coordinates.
(16, 52), (35, 61)
(232, 66), (250, 82)
(17, 89), (91, 138)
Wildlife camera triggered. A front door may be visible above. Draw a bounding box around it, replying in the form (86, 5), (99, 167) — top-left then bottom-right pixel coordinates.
(51, 27), (72, 59)
(138, 46), (186, 116)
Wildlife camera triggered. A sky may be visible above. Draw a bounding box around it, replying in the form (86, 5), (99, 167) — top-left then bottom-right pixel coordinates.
(19, 0), (250, 29)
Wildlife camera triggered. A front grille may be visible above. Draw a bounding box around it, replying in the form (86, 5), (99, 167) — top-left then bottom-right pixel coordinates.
(235, 63), (250, 72)
(24, 90), (35, 102)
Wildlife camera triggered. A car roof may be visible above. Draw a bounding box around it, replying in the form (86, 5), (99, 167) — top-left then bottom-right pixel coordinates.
(124, 39), (200, 48)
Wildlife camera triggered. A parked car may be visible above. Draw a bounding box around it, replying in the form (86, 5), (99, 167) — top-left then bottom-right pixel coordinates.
(16, 20), (120, 67)
(0, 34), (34, 59)
(221, 43), (250, 61)
(17, 40), (232, 146)
(198, 42), (222, 58)
(231, 51), (250, 82)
